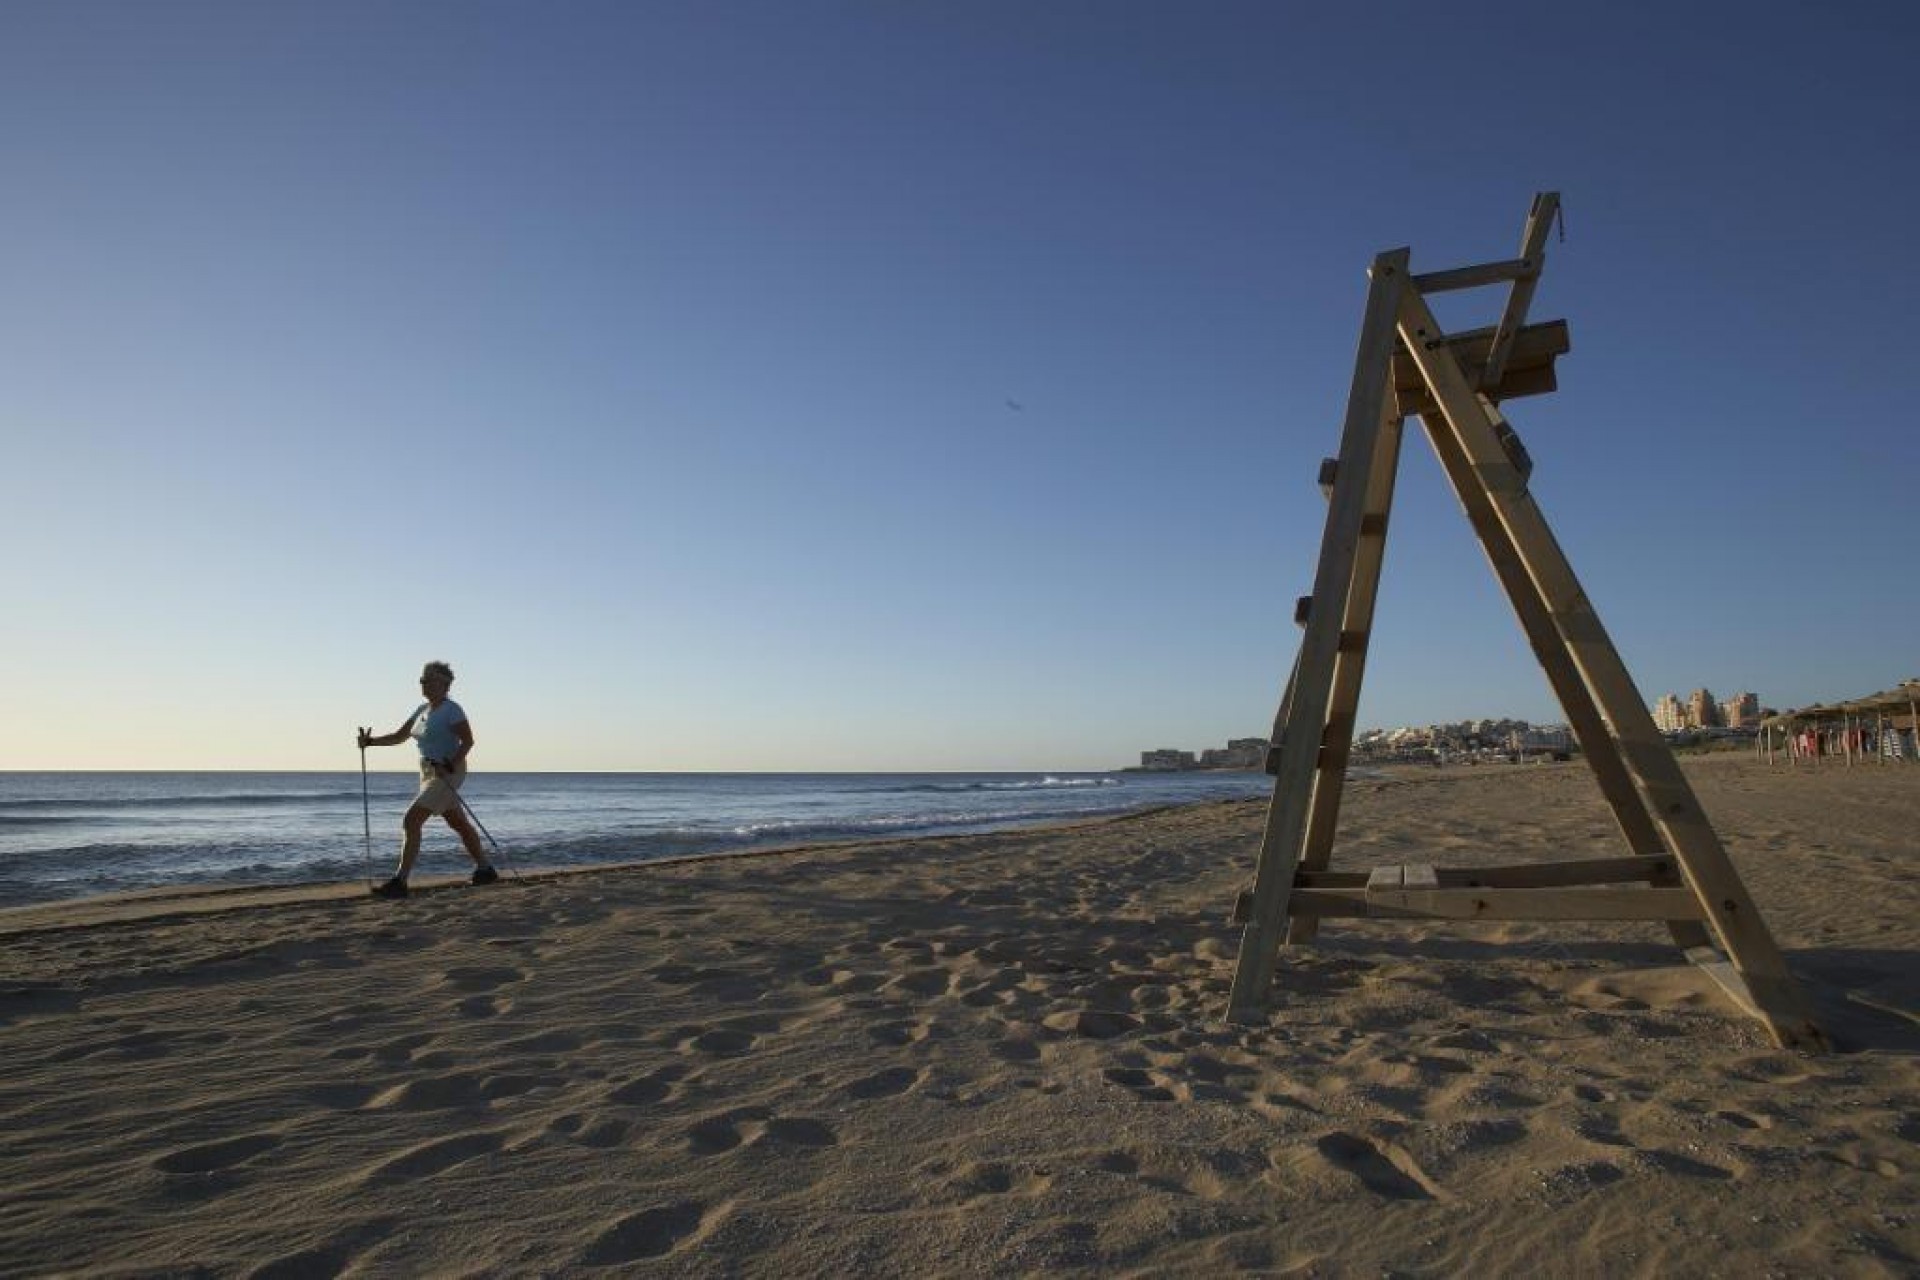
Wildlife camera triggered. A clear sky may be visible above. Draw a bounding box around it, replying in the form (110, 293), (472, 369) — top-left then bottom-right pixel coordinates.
(4, 1), (1915, 771)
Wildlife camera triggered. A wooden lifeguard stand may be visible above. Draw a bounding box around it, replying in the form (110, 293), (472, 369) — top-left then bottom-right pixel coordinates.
(1228, 193), (1826, 1052)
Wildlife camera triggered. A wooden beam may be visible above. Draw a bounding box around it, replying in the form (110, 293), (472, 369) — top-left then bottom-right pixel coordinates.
(1413, 407), (1713, 952)
(1482, 191), (1560, 386)
(1285, 410), (1406, 946)
(1294, 856), (1684, 890)
(1393, 319), (1568, 387)
(1228, 249), (1408, 1025)
(1292, 886), (1706, 922)
(1398, 285), (1826, 1052)
(1411, 257), (1539, 294)
(1396, 363), (1555, 417)
(1685, 946), (1763, 1021)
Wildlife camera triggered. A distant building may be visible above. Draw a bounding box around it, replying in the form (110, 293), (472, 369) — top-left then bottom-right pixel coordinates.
(1720, 691), (1760, 729)
(1199, 738), (1267, 769)
(1687, 688), (1722, 729)
(1140, 748), (1196, 771)
(1509, 725), (1573, 754)
(1653, 694), (1686, 733)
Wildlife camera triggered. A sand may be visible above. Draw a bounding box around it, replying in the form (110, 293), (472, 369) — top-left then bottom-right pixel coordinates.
(2, 755), (1915, 1276)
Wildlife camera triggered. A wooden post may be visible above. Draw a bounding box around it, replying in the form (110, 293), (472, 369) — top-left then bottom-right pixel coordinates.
(1285, 408), (1407, 946)
(1396, 285), (1826, 1052)
(1229, 248), (1407, 1024)
(1482, 193), (1560, 387)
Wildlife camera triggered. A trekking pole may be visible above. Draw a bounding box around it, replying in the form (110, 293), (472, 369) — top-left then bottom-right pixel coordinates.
(456, 791), (520, 880)
(359, 731), (374, 888)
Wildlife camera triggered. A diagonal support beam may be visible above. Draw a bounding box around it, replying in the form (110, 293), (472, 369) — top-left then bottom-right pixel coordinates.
(1415, 407), (1712, 952)
(1284, 407), (1406, 946)
(1228, 248), (1408, 1024)
(1396, 285), (1826, 1052)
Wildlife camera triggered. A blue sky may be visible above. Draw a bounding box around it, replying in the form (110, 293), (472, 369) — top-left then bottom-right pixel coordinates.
(3, 1), (1915, 771)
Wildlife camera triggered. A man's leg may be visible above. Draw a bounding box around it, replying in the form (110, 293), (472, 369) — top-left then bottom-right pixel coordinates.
(398, 805), (430, 878)
(444, 806), (488, 868)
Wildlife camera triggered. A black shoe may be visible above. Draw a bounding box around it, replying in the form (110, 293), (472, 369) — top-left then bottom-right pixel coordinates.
(372, 876), (409, 900)
(471, 864), (500, 886)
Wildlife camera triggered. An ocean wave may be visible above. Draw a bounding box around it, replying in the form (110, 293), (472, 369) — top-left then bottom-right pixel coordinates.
(0, 791), (363, 814)
(888, 776), (1121, 795)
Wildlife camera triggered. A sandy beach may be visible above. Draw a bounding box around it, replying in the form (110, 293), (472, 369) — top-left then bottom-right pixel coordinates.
(2, 754), (1914, 1276)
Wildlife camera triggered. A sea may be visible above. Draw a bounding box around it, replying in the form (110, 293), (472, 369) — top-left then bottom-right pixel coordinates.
(0, 770), (1276, 907)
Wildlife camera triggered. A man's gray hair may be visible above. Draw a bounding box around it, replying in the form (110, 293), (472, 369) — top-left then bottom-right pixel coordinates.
(422, 661), (455, 684)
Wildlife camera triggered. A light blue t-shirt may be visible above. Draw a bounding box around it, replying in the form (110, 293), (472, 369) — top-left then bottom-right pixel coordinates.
(411, 699), (467, 764)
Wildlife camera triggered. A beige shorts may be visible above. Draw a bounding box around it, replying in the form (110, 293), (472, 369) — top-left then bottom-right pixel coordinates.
(414, 760), (468, 815)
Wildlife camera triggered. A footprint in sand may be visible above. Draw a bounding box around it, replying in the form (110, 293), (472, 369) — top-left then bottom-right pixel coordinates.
(561, 1116), (634, 1148)
(684, 1028), (757, 1056)
(152, 1133), (282, 1176)
(868, 1018), (937, 1047)
(1574, 1118), (1634, 1148)
(246, 1216), (400, 1280)
(1103, 1066), (1179, 1103)
(363, 1131), (505, 1183)
(369, 1073), (488, 1111)
(1042, 1010), (1142, 1040)
(372, 1032), (437, 1064)
(684, 1109), (839, 1157)
(1637, 1149), (1735, 1180)
(605, 1064), (687, 1107)
(480, 1072), (565, 1101)
(842, 1066), (923, 1100)
(580, 1200), (727, 1265)
(990, 1037), (1041, 1063)
(438, 965), (525, 994)
(885, 969), (953, 998)
(943, 1160), (1051, 1201)
(1310, 1131), (1447, 1201)
(498, 1029), (583, 1054)
(298, 1082), (378, 1111)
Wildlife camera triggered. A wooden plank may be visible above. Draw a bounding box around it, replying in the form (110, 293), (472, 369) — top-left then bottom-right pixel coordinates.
(1403, 864), (1439, 890)
(1413, 408), (1713, 952)
(1391, 319), (1567, 394)
(1294, 856), (1682, 890)
(1396, 363), (1555, 417)
(1228, 248), (1408, 1025)
(1398, 286), (1826, 1052)
(1286, 410), (1406, 946)
(1482, 191), (1560, 386)
(1291, 886), (1706, 922)
(1411, 257), (1539, 294)
(1366, 866), (1403, 893)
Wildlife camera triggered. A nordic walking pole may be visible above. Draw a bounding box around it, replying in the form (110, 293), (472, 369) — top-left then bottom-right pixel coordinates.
(359, 730), (375, 888)
(455, 791), (519, 880)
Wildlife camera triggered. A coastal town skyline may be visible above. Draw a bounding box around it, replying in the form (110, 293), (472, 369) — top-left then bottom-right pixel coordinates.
(1145, 684), (1788, 769)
